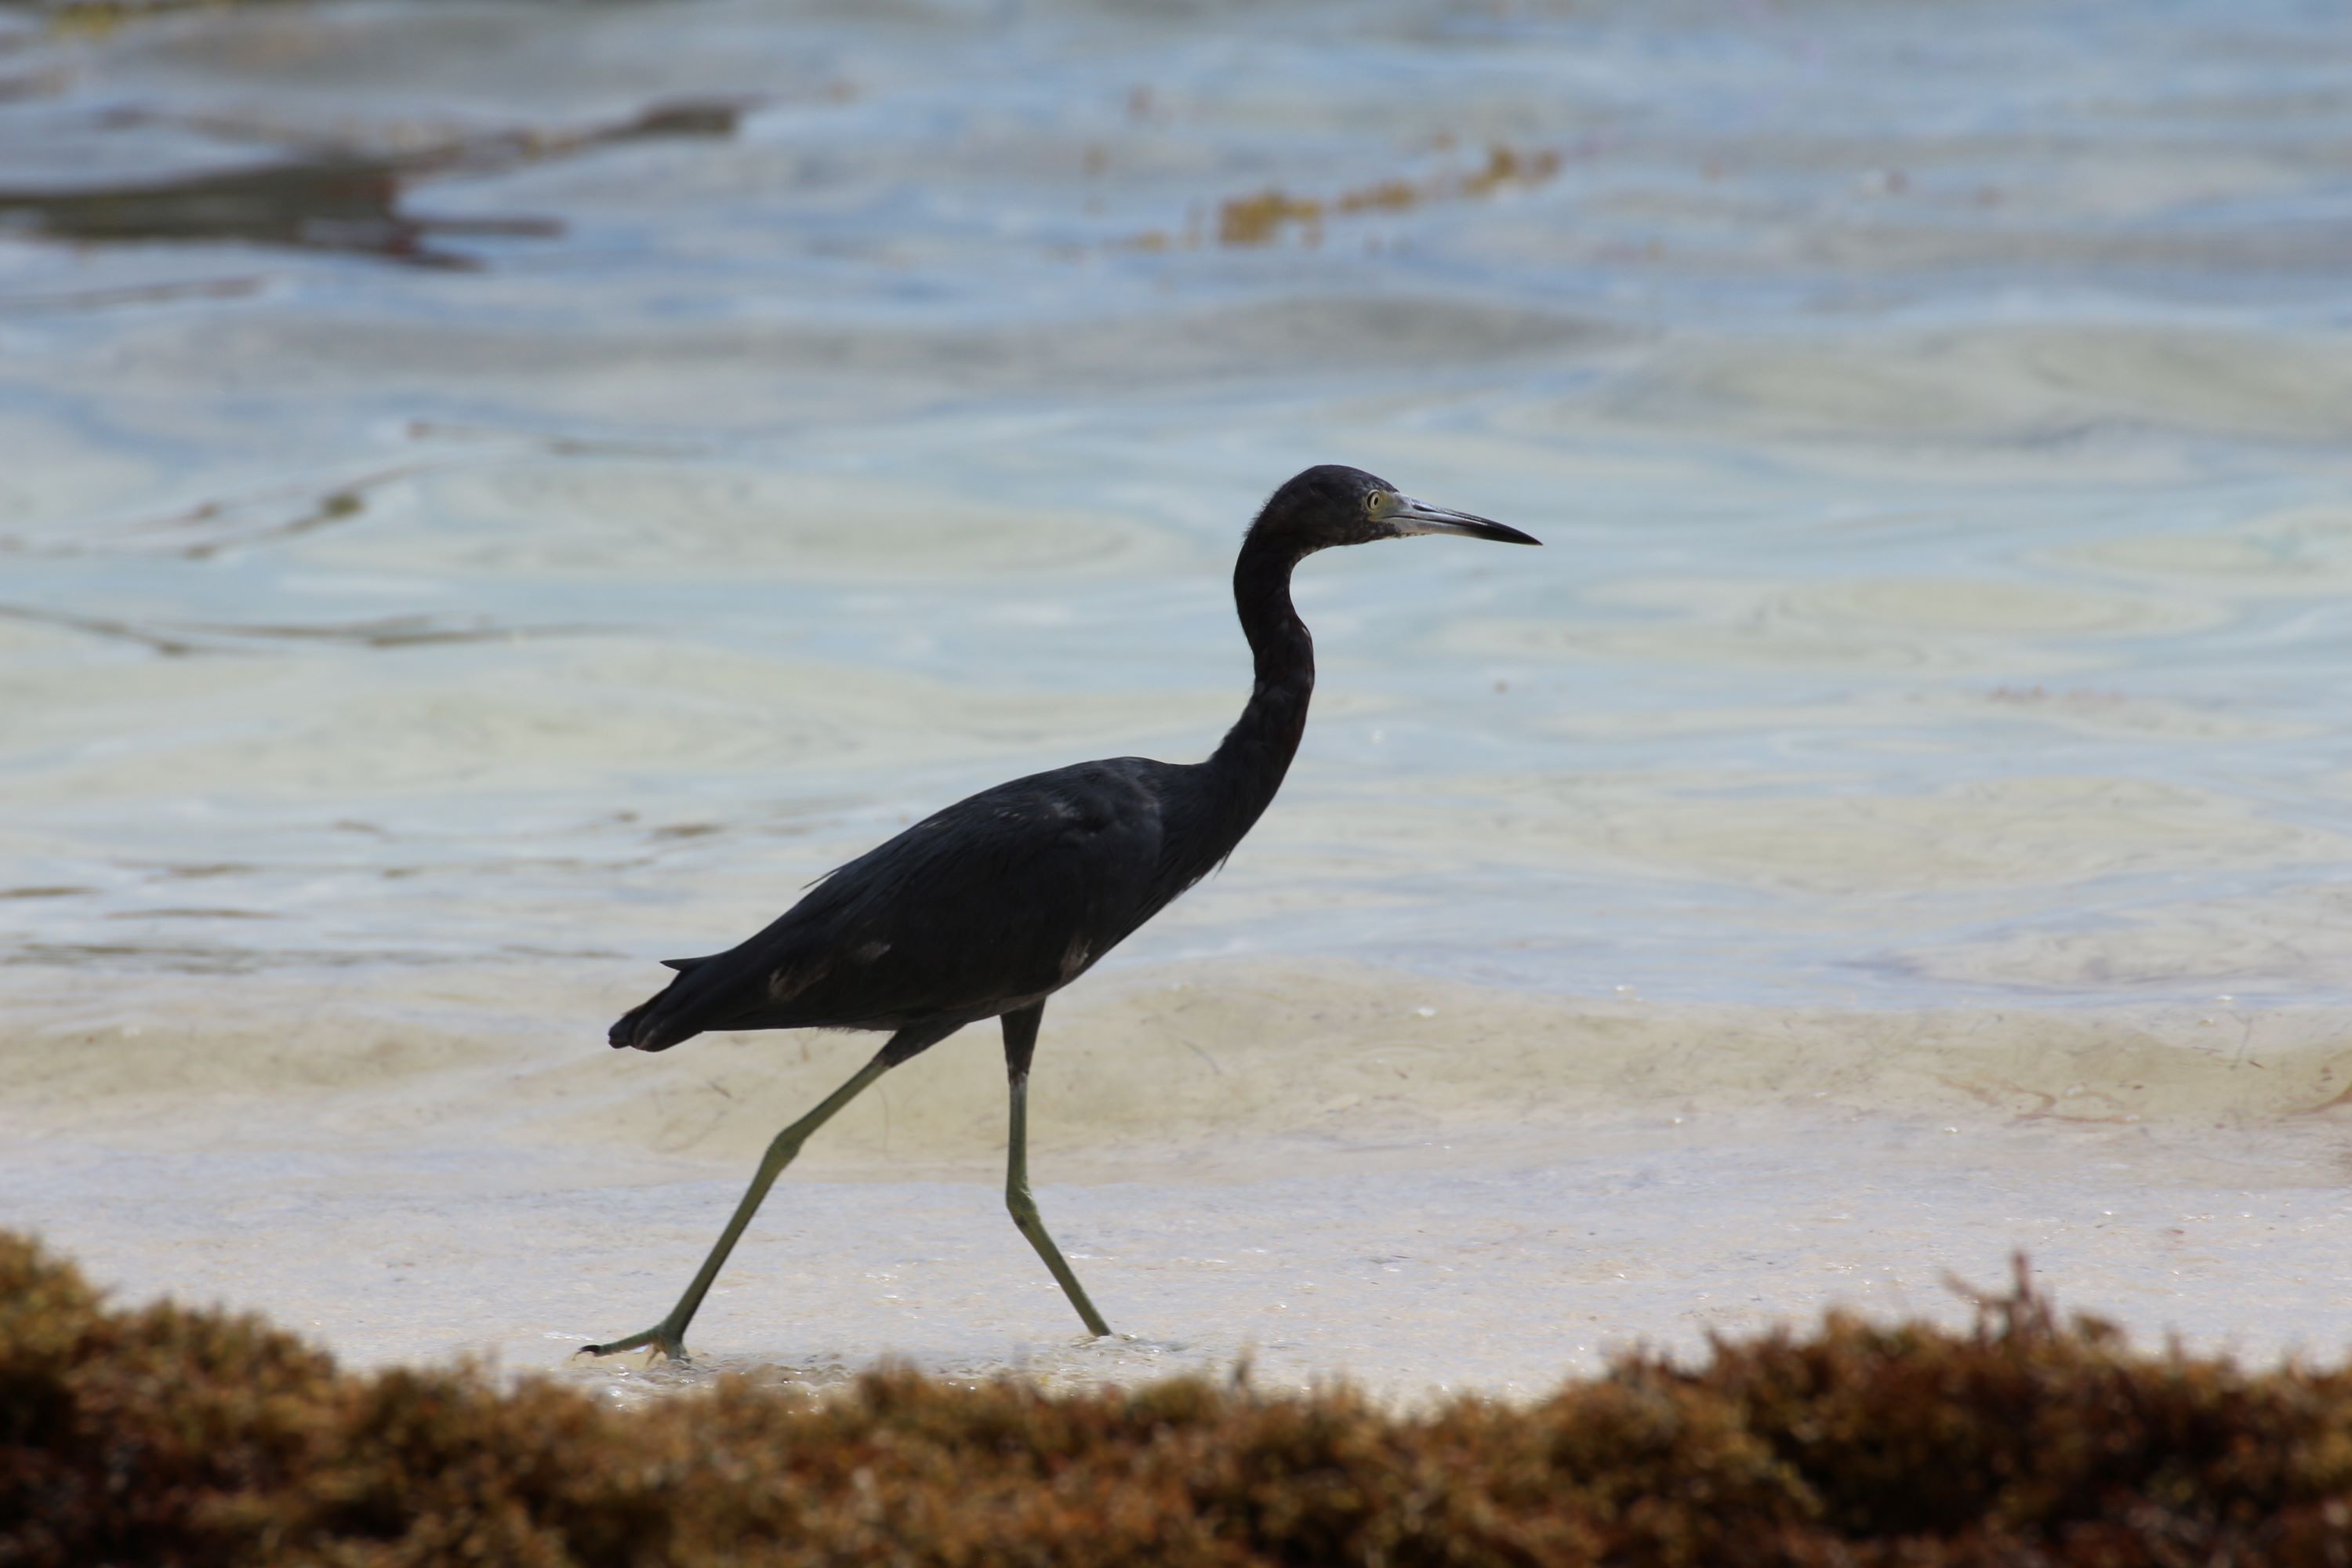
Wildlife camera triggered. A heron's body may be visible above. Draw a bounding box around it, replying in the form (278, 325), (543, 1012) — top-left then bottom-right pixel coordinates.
(583, 465), (1535, 1363)
(620, 758), (1189, 1044)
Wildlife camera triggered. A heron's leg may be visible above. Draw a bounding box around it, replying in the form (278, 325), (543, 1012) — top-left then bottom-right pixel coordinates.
(581, 1025), (946, 1365)
(1000, 1004), (1112, 1338)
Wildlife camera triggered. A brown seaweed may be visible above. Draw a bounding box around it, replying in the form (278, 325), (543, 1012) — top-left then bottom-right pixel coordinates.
(1134, 144), (1566, 252)
(7, 1232), (2352, 1565)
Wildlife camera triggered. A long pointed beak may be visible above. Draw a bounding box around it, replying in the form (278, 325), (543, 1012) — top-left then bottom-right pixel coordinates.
(1391, 495), (1541, 546)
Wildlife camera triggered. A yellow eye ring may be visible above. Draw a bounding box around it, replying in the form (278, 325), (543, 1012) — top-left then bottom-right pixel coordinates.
(1363, 489), (1392, 516)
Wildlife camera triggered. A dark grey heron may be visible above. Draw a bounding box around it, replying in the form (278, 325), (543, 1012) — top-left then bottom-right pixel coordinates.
(583, 464), (1537, 1363)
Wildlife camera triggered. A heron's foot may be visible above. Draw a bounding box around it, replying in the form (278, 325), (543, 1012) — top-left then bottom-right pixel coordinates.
(575, 1321), (690, 1366)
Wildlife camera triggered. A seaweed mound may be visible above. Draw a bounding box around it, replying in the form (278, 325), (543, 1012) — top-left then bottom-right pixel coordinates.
(4, 1232), (2348, 1566)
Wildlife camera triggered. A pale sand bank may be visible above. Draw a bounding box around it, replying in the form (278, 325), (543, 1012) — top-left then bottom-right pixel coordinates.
(9, 959), (2350, 1162)
(4, 960), (2347, 1403)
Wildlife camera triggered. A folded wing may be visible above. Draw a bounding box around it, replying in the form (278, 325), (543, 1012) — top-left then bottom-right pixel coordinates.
(608, 759), (1171, 1051)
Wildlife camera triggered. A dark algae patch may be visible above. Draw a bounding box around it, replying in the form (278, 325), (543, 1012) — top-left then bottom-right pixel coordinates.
(0, 99), (743, 269)
(6, 1236), (2351, 1566)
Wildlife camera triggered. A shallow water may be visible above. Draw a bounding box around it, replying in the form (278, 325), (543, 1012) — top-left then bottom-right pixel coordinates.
(2, 0), (2349, 1396)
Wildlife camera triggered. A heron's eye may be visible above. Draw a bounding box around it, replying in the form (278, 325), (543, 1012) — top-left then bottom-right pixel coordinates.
(1364, 490), (1391, 516)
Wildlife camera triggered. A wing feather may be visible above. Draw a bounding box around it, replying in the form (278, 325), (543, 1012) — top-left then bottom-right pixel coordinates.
(608, 759), (1172, 1050)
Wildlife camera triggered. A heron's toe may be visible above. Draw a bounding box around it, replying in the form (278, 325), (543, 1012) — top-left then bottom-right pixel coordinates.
(575, 1325), (691, 1365)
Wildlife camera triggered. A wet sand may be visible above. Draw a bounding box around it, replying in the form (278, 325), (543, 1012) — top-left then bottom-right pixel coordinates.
(5, 960), (2348, 1402)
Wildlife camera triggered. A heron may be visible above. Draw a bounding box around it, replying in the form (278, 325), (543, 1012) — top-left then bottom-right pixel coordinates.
(581, 464), (1537, 1363)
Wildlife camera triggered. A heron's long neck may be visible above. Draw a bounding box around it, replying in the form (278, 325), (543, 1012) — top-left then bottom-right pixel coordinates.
(1198, 534), (1314, 848)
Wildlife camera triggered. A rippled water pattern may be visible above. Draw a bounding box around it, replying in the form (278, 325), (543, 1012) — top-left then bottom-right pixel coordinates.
(5, 0), (2350, 1012)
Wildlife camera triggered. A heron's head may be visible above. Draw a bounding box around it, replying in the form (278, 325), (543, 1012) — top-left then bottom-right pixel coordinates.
(1247, 464), (1540, 555)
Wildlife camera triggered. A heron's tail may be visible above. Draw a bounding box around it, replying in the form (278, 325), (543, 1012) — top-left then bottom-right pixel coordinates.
(606, 955), (719, 1052)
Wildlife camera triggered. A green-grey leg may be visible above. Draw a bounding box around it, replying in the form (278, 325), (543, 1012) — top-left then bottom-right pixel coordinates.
(1001, 1004), (1111, 1337)
(580, 1045), (900, 1364)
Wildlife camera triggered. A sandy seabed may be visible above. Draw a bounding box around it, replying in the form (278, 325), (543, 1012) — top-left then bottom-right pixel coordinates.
(4, 959), (2347, 1406)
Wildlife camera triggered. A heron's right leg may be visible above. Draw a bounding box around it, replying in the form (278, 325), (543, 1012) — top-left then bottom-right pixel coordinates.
(1000, 1004), (1111, 1337)
(579, 1022), (952, 1364)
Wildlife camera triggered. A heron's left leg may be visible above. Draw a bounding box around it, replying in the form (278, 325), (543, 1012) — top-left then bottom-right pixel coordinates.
(1000, 1003), (1111, 1337)
(579, 1020), (954, 1364)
